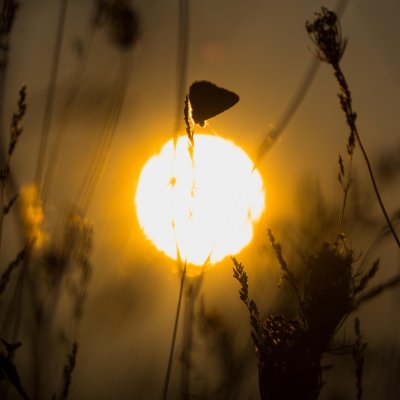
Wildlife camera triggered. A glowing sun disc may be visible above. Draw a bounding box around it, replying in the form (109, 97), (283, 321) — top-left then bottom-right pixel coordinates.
(135, 134), (265, 266)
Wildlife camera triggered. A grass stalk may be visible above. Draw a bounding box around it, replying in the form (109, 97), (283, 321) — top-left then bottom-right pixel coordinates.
(60, 342), (78, 400)
(354, 273), (400, 310)
(162, 261), (187, 400)
(307, 7), (400, 248)
(0, 0), (18, 140)
(42, 30), (96, 205)
(76, 52), (131, 213)
(332, 63), (400, 248)
(173, 0), (189, 142)
(256, 0), (350, 165)
(0, 86), (26, 252)
(35, 0), (69, 195)
(180, 280), (195, 399)
(336, 151), (353, 240)
(0, 244), (28, 297)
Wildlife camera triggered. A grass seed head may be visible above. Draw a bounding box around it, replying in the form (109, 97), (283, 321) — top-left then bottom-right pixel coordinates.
(306, 7), (347, 66)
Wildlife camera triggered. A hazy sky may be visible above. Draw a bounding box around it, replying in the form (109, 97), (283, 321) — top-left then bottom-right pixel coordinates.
(7, 0), (400, 218)
(2, 0), (400, 399)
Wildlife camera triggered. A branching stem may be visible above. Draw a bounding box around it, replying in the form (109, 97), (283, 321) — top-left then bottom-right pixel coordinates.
(333, 63), (400, 249)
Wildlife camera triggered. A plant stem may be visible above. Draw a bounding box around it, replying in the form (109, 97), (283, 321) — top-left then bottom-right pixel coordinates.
(35, 0), (69, 195)
(353, 273), (400, 310)
(173, 0), (189, 141)
(333, 63), (400, 249)
(336, 154), (353, 240)
(162, 261), (187, 400)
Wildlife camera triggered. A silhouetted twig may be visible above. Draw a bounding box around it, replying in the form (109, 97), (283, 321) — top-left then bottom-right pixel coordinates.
(0, 245), (28, 296)
(354, 259), (380, 294)
(0, 85), (26, 250)
(268, 229), (304, 319)
(352, 318), (367, 400)
(61, 341), (78, 400)
(162, 261), (187, 400)
(174, 0), (190, 141)
(232, 256), (261, 347)
(0, 338), (31, 400)
(354, 274), (400, 309)
(306, 7), (400, 249)
(35, 0), (69, 194)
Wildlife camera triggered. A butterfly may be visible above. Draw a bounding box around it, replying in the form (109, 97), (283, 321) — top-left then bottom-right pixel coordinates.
(188, 81), (239, 127)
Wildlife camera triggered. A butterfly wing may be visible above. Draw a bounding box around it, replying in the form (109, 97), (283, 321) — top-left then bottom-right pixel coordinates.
(189, 81), (239, 126)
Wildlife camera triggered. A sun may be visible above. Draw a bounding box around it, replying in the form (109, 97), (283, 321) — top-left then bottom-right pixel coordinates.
(135, 134), (265, 267)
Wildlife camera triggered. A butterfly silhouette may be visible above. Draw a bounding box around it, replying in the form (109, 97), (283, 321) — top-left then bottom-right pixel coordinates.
(188, 81), (239, 127)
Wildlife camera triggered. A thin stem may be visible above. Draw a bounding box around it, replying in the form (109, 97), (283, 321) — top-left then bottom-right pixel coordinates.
(0, 177), (6, 250)
(35, 0), (69, 195)
(0, 244), (28, 296)
(180, 280), (195, 399)
(76, 53), (131, 213)
(268, 229), (305, 322)
(164, 3), (192, 385)
(256, 0), (351, 165)
(173, 0), (189, 143)
(336, 154), (353, 240)
(162, 261), (187, 400)
(353, 273), (400, 310)
(256, 59), (320, 164)
(333, 64), (400, 249)
(42, 29), (96, 205)
(354, 127), (400, 247)
(0, 0), (18, 140)
(0, 2), (21, 253)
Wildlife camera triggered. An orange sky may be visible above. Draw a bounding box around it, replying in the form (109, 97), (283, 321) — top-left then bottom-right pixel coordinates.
(1, 1), (400, 398)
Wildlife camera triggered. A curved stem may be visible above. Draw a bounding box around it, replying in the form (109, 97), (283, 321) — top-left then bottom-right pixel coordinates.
(353, 129), (400, 248)
(35, 0), (69, 195)
(333, 64), (400, 249)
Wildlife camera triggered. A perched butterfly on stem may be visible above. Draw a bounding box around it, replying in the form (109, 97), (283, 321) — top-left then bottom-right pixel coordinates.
(188, 81), (239, 127)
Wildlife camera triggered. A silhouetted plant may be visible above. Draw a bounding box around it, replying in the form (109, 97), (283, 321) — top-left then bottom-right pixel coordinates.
(306, 7), (400, 249)
(0, 87), (32, 400)
(0, 86), (26, 250)
(233, 254), (321, 400)
(231, 8), (400, 400)
(60, 342), (78, 400)
(352, 318), (367, 400)
(233, 235), (377, 400)
(0, 339), (30, 400)
(0, 246), (28, 297)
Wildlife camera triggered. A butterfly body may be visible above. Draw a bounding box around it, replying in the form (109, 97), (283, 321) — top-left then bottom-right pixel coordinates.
(189, 81), (239, 126)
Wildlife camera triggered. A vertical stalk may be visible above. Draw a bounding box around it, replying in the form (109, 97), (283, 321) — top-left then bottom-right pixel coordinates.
(180, 281), (195, 399)
(173, 0), (190, 143)
(180, 273), (203, 399)
(333, 63), (400, 248)
(162, 262), (187, 400)
(336, 154), (353, 240)
(35, 0), (69, 195)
